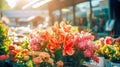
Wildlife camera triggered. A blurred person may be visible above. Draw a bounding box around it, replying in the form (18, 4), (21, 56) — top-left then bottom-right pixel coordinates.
(92, 16), (99, 32)
(98, 17), (105, 32)
(78, 18), (88, 27)
(78, 18), (88, 32)
(110, 0), (120, 38)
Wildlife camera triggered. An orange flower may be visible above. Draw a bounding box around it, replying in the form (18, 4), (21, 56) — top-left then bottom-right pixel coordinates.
(52, 22), (59, 32)
(64, 33), (73, 42)
(60, 22), (72, 32)
(41, 31), (49, 41)
(58, 35), (65, 43)
(33, 57), (42, 64)
(63, 40), (75, 56)
(64, 25), (72, 32)
(47, 38), (61, 53)
(57, 60), (64, 67)
(22, 49), (28, 55)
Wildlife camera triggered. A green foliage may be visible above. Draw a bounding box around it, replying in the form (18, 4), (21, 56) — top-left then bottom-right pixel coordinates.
(39, 62), (53, 67)
(54, 49), (63, 62)
(25, 59), (34, 67)
(14, 59), (34, 67)
(21, 38), (29, 49)
(0, 21), (11, 54)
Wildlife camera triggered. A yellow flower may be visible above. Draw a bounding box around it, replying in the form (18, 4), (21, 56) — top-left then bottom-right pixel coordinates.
(47, 58), (54, 65)
(113, 54), (116, 58)
(116, 51), (119, 55)
(115, 47), (119, 51)
(105, 48), (109, 54)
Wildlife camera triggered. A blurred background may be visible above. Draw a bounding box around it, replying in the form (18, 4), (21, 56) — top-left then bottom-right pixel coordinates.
(0, 0), (120, 38)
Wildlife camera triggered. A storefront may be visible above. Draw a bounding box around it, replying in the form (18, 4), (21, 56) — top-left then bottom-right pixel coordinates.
(48, 0), (109, 27)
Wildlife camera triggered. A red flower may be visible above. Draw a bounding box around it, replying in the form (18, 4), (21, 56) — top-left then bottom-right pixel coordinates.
(10, 49), (19, 56)
(63, 40), (75, 56)
(9, 45), (15, 50)
(105, 36), (114, 44)
(0, 55), (9, 60)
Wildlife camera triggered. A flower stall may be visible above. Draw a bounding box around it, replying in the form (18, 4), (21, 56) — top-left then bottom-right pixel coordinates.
(0, 21), (100, 67)
(1, 20), (120, 67)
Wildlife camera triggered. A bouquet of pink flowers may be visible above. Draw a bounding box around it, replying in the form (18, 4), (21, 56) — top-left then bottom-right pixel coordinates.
(28, 22), (99, 67)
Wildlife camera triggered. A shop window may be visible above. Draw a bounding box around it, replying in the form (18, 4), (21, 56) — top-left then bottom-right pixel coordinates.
(62, 6), (74, 25)
(75, 0), (109, 33)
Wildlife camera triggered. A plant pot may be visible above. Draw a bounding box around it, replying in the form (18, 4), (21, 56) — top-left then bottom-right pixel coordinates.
(105, 59), (111, 67)
(111, 62), (120, 67)
(39, 62), (53, 67)
(63, 62), (87, 67)
(63, 62), (74, 67)
(12, 63), (25, 67)
(0, 60), (5, 67)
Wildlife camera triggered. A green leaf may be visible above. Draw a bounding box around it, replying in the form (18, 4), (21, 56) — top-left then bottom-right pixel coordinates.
(25, 59), (34, 67)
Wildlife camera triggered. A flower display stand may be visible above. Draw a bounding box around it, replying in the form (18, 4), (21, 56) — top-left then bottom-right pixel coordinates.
(12, 63), (25, 67)
(96, 57), (105, 67)
(104, 59), (112, 67)
(111, 62), (120, 67)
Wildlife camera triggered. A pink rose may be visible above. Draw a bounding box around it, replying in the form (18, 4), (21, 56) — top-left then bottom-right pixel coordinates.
(29, 38), (41, 50)
(0, 55), (9, 60)
(84, 49), (93, 58)
(29, 33), (35, 39)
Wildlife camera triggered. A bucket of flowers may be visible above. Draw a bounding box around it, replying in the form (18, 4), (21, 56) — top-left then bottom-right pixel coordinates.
(109, 37), (120, 67)
(28, 22), (99, 67)
(96, 36), (120, 67)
